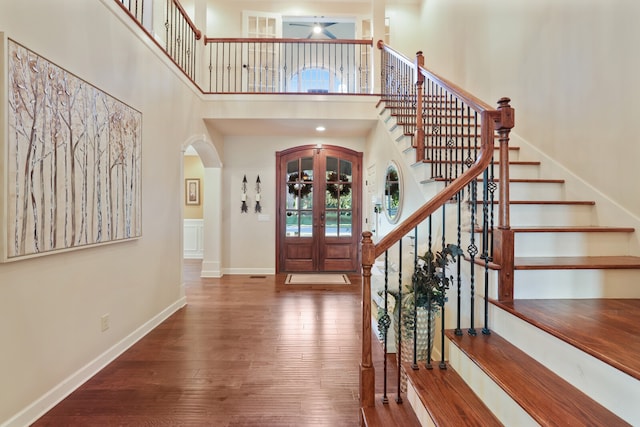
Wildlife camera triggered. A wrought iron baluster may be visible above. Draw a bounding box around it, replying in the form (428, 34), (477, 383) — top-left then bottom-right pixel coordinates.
(455, 186), (463, 336)
(396, 238), (403, 404)
(411, 228), (419, 371)
(382, 250), (390, 404)
(440, 203), (447, 369)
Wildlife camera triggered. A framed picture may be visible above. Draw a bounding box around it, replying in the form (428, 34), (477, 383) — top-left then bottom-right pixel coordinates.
(4, 38), (142, 261)
(185, 178), (200, 205)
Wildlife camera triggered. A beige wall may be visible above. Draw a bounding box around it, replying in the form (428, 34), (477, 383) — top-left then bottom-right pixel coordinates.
(205, 1), (374, 38)
(0, 0), (208, 423)
(222, 135), (366, 274)
(418, 0), (640, 220)
(184, 155), (205, 219)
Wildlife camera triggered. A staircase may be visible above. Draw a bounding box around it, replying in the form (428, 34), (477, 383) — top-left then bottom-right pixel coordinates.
(362, 94), (640, 426)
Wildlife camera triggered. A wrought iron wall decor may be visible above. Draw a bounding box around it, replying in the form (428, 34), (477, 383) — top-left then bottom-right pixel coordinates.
(255, 175), (262, 213)
(241, 175), (248, 213)
(4, 39), (142, 261)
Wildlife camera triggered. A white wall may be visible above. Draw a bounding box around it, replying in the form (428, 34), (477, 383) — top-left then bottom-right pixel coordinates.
(0, 0), (207, 424)
(418, 0), (640, 220)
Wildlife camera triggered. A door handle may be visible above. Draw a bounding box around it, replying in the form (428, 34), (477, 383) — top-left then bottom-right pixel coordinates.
(319, 213), (325, 227)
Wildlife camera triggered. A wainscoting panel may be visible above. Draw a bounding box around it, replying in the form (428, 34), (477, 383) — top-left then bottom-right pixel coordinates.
(184, 219), (204, 259)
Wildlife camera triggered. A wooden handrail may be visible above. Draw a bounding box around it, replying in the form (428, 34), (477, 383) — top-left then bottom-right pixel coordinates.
(378, 40), (493, 113)
(377, 40), (414, 69)
(171, 0), (202, 40)
(205, 37), (373, 46)
(374, 111), (494, 258)
(373, 97), (513, 259)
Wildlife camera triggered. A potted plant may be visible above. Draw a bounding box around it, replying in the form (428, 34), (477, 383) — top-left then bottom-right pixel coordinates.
(377, 243), (463, 388)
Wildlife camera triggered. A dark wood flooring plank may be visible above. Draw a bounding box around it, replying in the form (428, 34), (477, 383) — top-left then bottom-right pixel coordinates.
(32, 261), (368, 426)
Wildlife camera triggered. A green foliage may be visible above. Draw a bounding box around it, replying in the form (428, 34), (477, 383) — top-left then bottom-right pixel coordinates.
(377, 243), (463, 340)
(410, 243), (463, 310)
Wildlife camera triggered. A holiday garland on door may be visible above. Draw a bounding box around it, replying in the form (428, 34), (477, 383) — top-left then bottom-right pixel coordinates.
(287, 172), (350, 199)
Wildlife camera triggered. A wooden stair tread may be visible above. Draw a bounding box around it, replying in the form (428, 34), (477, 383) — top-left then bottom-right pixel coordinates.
(424, 145), (520, 150)
(361, 394), (421, 427)
(509, 225), (635, 233)
(449, 178), (564, 184)
(476, 200), (595, 205)
(514, 255), (640, 269)
(474, 178), (564, 183)
(491, 299), (640, 381)
(469, 200), (595, 206)
(404, 364), (503, 426)
(473, 225), (635, 234)
(424, 159), (540, 165)
(445, 330), (630, 426)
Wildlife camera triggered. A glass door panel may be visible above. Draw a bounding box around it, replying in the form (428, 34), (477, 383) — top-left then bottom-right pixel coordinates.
(286, 158), (314, 237)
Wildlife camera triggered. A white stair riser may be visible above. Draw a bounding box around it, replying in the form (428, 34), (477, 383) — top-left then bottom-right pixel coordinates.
(471, 182), (565, 201)
(513, 231), (633, 257)
(412, 164), (542, 183)
(467, 267), (640, 300)
(509, 203), (595, 227)
(512, 269), (640, 299)
(490, 306), (640, 426)
(406, 383), (436, 427)
(425, 148), (520, 162)
(447, 341), (539, 427)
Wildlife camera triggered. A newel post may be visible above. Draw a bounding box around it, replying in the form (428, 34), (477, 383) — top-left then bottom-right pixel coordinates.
(360, 231), (375, 409)
(414, 52), (425, 162)
(491, 97), (516, 301)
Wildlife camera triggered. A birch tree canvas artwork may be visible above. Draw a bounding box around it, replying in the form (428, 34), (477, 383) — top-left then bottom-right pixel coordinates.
(5, 39), (142, 260)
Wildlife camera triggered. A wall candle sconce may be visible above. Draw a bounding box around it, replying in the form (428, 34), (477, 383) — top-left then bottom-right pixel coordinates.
(241, 175), (248, 213)
(255, 175), (262, 213)
(372, 195), (382, 237)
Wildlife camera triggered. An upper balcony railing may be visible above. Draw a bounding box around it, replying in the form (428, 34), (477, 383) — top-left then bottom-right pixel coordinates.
(116, 0), (201, 84)
(203, 38), (373, 94)
(114, 0), (373, 94)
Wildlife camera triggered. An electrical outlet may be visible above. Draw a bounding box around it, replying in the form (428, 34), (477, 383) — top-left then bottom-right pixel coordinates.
(101, 314), (110, 332)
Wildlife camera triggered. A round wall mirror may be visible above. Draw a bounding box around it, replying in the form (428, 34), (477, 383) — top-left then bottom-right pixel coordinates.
(384, 161), (402, 223)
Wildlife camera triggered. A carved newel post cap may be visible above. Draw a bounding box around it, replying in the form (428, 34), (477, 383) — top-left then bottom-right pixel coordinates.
(497, 97), (511, 108)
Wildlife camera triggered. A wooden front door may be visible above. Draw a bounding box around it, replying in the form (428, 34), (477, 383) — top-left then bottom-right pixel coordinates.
(276, 145), (362, 273)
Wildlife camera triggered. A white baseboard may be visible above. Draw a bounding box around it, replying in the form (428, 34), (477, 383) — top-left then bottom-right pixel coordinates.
(222, 268), (275, 275)
(2, 297), (187, 427)
(200, 260), (222, 278)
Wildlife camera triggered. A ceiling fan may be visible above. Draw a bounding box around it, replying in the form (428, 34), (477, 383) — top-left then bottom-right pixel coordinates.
(289, 22), (338, 39)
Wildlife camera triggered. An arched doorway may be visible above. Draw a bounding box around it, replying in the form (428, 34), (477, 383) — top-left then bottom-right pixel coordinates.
(183, 137), (223, 278)
(276, 145), (362, 273)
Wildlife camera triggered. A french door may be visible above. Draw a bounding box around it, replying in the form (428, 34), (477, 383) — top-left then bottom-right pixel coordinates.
(276, 145), (362, 273)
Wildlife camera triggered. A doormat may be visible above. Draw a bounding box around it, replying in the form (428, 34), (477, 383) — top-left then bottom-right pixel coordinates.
(285, 273), (351, 285)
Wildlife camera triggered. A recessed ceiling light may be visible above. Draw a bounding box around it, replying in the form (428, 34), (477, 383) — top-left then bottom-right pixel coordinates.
(316, 126), (326, 132)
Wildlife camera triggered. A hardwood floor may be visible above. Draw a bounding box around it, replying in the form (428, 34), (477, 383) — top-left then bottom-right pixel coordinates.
(33, 261), (374, 426)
